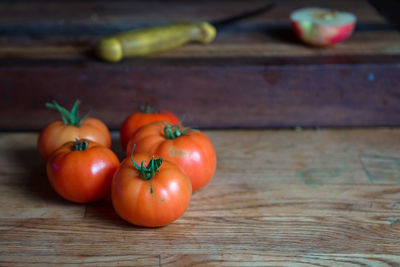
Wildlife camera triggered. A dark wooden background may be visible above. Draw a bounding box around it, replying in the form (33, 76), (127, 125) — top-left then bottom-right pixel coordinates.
(0, 0), (399, 130)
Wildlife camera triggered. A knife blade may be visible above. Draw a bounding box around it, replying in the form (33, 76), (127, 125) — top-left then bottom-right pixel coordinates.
(96, 3), (275, 62)
(368, 0), (400, 31)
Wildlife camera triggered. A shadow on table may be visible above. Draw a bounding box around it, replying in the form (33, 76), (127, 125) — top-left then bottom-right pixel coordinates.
(266, 27), (300, 45)
(85, 196), (139, 229)
(11, 146), (67, 205)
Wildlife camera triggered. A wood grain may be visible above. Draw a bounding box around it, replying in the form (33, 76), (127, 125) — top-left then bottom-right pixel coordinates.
(1, 59), (399, 130)
(0, 129), (399, 265)
(161, 254), (400, 266)
(1, 31), (399, 59)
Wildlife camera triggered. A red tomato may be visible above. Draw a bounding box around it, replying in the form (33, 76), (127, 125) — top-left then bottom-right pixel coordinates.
(112, 152), (192, 227)
(38, 100), (111, 160)
(120, 105), (179, 149)
(126, 122), (216, 192)
(47, 139), (119, 203)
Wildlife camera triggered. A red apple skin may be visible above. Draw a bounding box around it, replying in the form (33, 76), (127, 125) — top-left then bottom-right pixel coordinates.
(291, 20), (356, 47)
(327, 23), (356, 44)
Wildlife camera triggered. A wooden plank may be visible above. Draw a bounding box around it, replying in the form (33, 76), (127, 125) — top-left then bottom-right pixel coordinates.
(0, 253), (159, 267)
(0, 184), (86, 219)
(1, 59), (399, 130)
(0, 0), (396, 61)
(0, 31), (399, 60)
(2, 195), (399, 256)
(0, 129), (399, 265)
(161, 254), (400, 266)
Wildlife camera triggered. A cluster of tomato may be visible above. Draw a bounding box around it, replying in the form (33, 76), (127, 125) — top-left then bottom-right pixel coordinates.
(38, 100), (216, 227)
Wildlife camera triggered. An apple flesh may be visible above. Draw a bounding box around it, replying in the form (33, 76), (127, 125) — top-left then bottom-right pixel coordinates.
(290, 7), (357, 47)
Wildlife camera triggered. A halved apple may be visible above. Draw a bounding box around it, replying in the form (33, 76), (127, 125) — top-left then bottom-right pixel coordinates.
(290, 7), (357, 47)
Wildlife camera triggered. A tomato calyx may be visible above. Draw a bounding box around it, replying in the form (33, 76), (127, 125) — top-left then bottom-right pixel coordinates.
(140, 103), (159, 114)
(130, 146), (162, 180)
(72, 139), (89, 151)
(46, 100), (89, 127)
(163, 123), (193, 140)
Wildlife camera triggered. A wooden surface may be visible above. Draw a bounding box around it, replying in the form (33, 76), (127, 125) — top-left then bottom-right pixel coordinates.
(1, 0), (400, 130)
(1, 129), (400, 265)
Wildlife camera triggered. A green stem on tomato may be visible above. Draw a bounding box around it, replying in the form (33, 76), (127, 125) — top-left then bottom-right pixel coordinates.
(140, 103), (159, 114)
(46, 100), (89, 127)
(163, 122), (194, 140)
(130, 145), (162, 180)
(72, 139), (89, 151)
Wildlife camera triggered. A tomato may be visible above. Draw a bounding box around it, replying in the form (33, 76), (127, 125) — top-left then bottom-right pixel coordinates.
(112, 151), (191, 227)
(38, 100), (111, 160)
(126, 122), (216, 192)
(120, 105), (179, 149)
(47, 139), (120, 203)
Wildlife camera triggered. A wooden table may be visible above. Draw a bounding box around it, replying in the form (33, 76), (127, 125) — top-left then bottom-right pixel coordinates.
(1, 0), (399, 264)
(1, 129), (399, 265)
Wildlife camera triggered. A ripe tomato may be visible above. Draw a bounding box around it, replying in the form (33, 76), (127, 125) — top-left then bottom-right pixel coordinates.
(38, 100), (111, 160)
(47, 139), (120, 203)
(112, 152), (192, 227)
(126, 122), (216, 192)
(120, 105), (179, 149)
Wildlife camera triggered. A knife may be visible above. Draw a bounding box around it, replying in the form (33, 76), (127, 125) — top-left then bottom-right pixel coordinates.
(368, 0), (400, 31)
(96, 3), (275, 62)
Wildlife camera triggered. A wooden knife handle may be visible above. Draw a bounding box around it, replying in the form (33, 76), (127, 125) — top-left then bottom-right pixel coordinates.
(96, 21), (216, 62)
